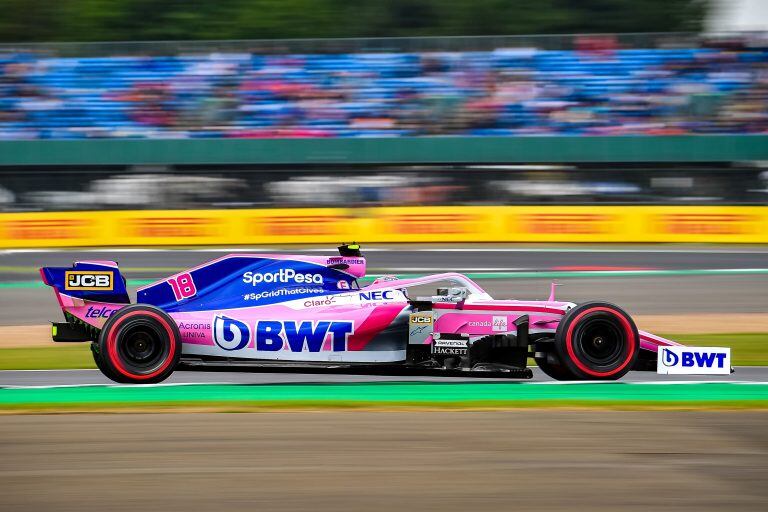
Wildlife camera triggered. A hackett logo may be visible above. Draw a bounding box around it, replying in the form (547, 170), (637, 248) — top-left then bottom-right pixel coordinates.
(65, 271), (113, 291)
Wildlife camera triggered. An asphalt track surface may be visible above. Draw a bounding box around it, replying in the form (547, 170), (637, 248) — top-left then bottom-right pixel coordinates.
(1, 245), (767, 323)
(1, 367), (764, 387)
(2, 410), (767, 511)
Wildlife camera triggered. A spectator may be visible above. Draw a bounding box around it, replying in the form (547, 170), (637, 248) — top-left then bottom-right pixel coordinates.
(0, 36), (766, 139)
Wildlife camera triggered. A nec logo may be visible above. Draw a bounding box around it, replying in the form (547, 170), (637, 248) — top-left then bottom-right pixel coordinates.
(657, 346), (731, 375)
(359, 290), (395, 301)
(65, 271), (113, 291)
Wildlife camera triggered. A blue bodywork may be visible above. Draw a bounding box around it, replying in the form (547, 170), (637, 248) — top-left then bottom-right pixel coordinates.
(137, 256), (357, 312)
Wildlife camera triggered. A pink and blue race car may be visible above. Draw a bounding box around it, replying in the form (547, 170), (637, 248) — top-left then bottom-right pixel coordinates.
(40, 244), (731, 383)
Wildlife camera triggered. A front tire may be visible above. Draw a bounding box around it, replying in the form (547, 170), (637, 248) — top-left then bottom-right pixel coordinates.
(535, 356), (579, 381)
(97, 304), (181, 384)
(553, 302), (639, 381)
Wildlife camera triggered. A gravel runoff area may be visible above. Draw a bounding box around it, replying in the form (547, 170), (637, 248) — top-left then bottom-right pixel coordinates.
(1, 411), (766, 511)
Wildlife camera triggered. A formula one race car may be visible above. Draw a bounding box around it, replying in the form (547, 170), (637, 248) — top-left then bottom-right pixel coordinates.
(40, 244), (731, 383)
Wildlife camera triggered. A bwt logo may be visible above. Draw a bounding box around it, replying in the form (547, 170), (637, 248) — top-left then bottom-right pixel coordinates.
(661, 348), (727, 369)
(256, 320), (353, 352)
(212, 317), (354, 352)
(213, 315), (251, 351)
(65, 271), (113, 291)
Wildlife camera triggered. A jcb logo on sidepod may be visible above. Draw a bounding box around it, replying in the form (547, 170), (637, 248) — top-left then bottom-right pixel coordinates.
(65, 271), (113, 291)
(409, 313), (433, 324)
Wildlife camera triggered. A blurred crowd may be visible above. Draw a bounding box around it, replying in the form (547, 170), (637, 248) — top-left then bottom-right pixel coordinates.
(1, 36), (768, 139)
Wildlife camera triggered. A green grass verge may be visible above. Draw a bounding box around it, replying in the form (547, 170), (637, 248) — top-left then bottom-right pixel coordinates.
(0, 333), (765, 371)
(0, 382), (766, 412)
(0, 345), (96, 370)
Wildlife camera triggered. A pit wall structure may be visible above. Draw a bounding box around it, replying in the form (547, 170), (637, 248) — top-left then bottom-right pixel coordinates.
(1, 135), (768, 165)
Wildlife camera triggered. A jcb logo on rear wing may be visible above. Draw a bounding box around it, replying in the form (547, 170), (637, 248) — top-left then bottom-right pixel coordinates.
(65, 271), (113, 291)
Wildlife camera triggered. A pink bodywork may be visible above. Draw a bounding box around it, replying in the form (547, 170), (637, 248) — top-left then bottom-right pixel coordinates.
(50, 256), (681, 361)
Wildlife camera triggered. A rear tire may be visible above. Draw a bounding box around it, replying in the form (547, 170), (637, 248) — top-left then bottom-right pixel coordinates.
(553, 302), (639, 381)
(97, 304), (181, 384)
(91, 342), (128, 383)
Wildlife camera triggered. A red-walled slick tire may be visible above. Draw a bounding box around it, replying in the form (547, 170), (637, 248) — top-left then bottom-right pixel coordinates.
(535, 356), (581, 381)
(554, 302), (639, 381)
(97, 304), (181, 384)
(91, 342), (128, 384)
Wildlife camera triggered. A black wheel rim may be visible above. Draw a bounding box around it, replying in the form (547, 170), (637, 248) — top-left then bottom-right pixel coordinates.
(572, 315), (625, 370)
(115, 319), (169, 375)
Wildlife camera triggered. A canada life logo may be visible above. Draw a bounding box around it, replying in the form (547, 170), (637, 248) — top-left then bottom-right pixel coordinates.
(492, 316), (508, 332)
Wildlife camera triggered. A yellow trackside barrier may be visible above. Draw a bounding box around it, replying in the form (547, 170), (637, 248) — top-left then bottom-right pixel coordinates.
(0, 206), (767, 248)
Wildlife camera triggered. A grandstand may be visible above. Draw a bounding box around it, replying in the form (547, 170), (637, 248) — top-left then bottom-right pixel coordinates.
(1, 36), (767, 140)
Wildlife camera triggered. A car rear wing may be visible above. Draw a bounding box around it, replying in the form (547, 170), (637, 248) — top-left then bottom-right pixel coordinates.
(40, 260), (131, 341)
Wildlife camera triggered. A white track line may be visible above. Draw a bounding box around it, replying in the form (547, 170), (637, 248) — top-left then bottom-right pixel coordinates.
(0, 382), (238, 389)
(1, 380), (765, 390)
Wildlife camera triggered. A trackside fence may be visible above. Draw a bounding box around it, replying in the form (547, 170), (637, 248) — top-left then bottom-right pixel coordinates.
(1, 205), (766, 248)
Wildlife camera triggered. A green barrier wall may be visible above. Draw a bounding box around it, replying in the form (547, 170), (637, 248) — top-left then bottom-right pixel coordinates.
(1, 135), (767, 165)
